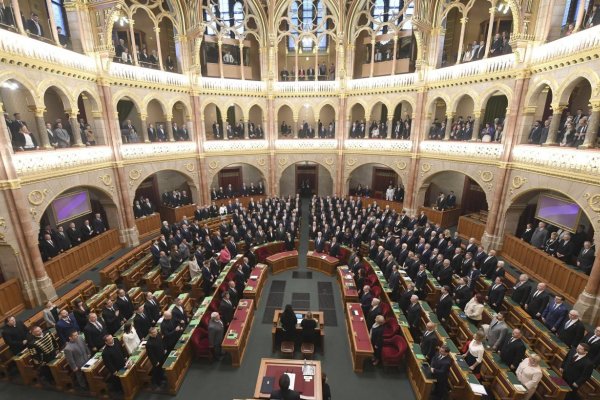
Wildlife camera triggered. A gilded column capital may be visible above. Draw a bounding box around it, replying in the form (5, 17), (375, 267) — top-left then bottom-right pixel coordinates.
(550, 104), (567, 114)
(34, 108), (47, 118)
(139, 112), (148, 120)
(153, 26), (161, 34)
(166, 114), (173, 121)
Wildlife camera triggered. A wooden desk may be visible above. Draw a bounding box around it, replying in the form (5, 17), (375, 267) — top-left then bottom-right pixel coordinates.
(135, 212), (161, 238)
(500, 298), (531, 329)
(306, 251), (339, 276)
(344, 303), (374, 373)
(266, 251), (298, 274)
(364, 258), (393, 306)
(157, 204), (197, 224)
(418, 206), (463, 229)
(253, 358), (322, 400)
(47, 353), (73, 391)
(406, 343), (436, 400)
(143, 266), (162, 292)
(85, 284), (118, 312)
(121, 253), (153, 289)
(252, 241), (284, 263)
(81, 353), (110, 397)
(391, 302), (413, 343)
(449, 356), (486, 400)
(0, 279), (25, 321)
(337, 266), (359, 303)
(244, 264), (267, 308)
(166, 261), (191, 294)
(271, 310), (324, 354)
(457, 215), (486, 243)
(222, 299), (254, 367)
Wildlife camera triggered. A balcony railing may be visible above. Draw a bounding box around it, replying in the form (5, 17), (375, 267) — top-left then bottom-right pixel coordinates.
(419, 141), (503, 160)
(273, 80), (340, 93)
(275, 139), (337, 150)
(512, 145), (600, 176)
(0, 28), (96, 74)
(200, 77), (266, 93)
(12, 146), (113, 176)
(121, 142), (197, 160)
(427, 54), (516, 83)
(108, 62), (190, 87)
(530, 25), (600, 65)
(203, 140), (269, 152)
(344, 139), (412, 152)
(346, 73), (417, 91)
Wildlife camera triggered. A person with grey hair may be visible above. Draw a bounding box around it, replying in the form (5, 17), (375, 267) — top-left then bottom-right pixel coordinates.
(530, 222), (548, 249)
(208, 312), (224, 360)
(558, 309), (585, 347)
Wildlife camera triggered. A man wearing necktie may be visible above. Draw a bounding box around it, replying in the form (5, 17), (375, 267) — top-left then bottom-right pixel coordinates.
(420, 322), (439, 361)
(558, 310), (585, 348)
(560, 343), (594, 398)
(581, 326), (600, 367)
(430, 345), (452, 400)
(133, 304), (151, 339)
(524, 282), (550, 318)
(40, 233), (60, 261)
(576, 241), (595, 275)
(541, 295), (568, 332)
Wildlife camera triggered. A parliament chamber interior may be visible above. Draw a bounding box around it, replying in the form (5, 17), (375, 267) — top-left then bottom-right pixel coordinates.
(1, 0), (600, 399)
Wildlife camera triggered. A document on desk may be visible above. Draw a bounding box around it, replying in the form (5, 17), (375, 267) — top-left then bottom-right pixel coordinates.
(284, 373), (296, 390)
(469, 383), (487, 395)
(83, 356), (98, 369)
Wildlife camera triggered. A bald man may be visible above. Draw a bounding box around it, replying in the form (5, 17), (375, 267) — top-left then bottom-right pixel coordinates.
(421, 322), (439, 361)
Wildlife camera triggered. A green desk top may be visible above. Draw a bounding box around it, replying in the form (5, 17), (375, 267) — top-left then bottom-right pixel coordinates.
(121, 254), (152, 277)
(166, 261), (189, 283)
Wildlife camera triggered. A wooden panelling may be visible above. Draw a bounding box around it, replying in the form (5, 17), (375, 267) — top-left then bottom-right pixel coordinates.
(45, 229), (122, 288)
(418, 206), (463, 228)
(135, 212), (161, 238)
(0, 279), (25, 320)
(500, 234), (587, 304)
(457, 216), (486, 242)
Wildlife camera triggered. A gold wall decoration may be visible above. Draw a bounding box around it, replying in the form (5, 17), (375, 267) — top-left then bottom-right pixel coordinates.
(128, 169), (142, 180)
(324, 157), (334, 166)
(208, 161), (220, 169)
(585, 193), (600, 212)
(347, 158), (357, 167)
(28, 189), (48, 206)
(29, 207), (38, 220)
(396, 161), (407, 170)
(278, 157), (288, 167)
(479, 170), (494, 182)
(509, 175), (527, 197)
(99, 174), (112, 186)
(184, 162), (195, 172)
(0, 217), (6, 242)
(257, 157), (266, 167)
(421, 163), (431, 173)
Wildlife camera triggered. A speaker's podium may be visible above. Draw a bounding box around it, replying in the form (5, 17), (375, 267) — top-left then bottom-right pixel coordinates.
(253, 358), (322, 399)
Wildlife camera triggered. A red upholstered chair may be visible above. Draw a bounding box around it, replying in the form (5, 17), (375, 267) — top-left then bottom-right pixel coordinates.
(371, 285), (382, 299)
(383, 317), (400, 339)
(381, 335), (408, 368)
(380, 302), (391, 318)
(191, 327), (212, 361)
(362, 263), (373, 274)
(365, 275), (377, 287)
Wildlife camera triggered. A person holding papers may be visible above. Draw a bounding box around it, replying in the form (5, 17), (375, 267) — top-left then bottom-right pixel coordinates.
(516, 354), (543, 400)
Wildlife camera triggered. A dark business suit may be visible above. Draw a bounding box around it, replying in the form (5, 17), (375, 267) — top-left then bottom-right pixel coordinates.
(436, 294), (453, 322)
(499, 336), (526, 369)
(420, 330), (439, 360)
(269, 388), (301, 399)
(581, 333), (600, 367)
(431, 353), (452, 399)
(541, 301), (568, 331)
(144, 298), (161, 324)
(487, 283), (506, 311)
(407, 303), (421, 339)
(370, 324), (384, 361)
(454, 285), (472, 310)
(524, 290), (550, 317)
(561, 348), (594, 396)
(511, 282), (531, 306)
(115, 296), (134, 321)
(133, 313), (151, 339)
(558, 319), (585, 348)
(146, 334), (166, 385)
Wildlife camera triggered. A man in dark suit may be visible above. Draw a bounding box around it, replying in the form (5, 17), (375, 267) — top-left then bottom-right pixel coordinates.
(92, 213), (107, 235)
(521, 223), (535, 242)
(436, 286), (453, 323)
(218, 291), (235, 327)
(314, 232), (325, 253)
(366, 298), (382, 330)
(26, 13), (43, 36)
(133, 304), (151, 339)
(511, 274), (531, 306)
(480, 250), (498, 277)
(115, 289), (134, 322)
(398, 283), (414, 313)
(270, 373), (301, 400)
(430, 345), (452, 400)
(523, 282), (550, 318)
(560, 343), (594, 398)
(486, 277), (506, 311)
(227, 280), (240, 308)
(576, 241), (595, 274)
(454, 278), (472, 310)
(414, 264), (428, 298)
(360, 285), (374, 315)
(146, 327), (166, 388)
(407, 295), (422, 340)
(40, 233), (60, 261)
(102, 299), (122, 335)
(171, 297), (189, 327)
(144, 292), (161, 324)
(466, 264), (480, 290)
(558, 310), (586, 348)
(498, 328), (526, 370)
(436, 260), (453, 287)
(83, 313), (107, 352)
(581, 326), (600, 367)
(555, 233), (574, 263)
(102, 335), (127, 392)
(420, 322), (439, 361)
(160, 311), (182, 352)
(541, 295), (568, 332)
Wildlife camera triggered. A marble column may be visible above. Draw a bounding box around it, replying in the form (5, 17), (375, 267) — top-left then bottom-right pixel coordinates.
(387, 116), (393, 139)
(484, 5), (497, 58)
(139, 113), (149, 143)
(542, 106), (565, 145)
(456, 16), (468, 64)
(369, 39), (376, 78)
(10, 0), (24, 34)
(391, 36), (398, 75)
(580, 103), (600, 149)
(165, 115), (175, 141)
(293, 117), (299, 139)
(472, 110), (482, 141)
(69, 113), (84, 146)
(575, 0), (587, 31)
(34, 109), (52, 149)
(444, 112), (455, 140)
(218, 40), (224, 79)
(44, 0), (60, 45)
(576, 252), (600, 324)
(154, 26), (164, 71)
(128, 20), (138, 66)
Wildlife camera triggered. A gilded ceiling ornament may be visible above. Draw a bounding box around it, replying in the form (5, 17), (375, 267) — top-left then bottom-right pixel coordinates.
(28, 189), (48, 206)
(184, 163), (195, 172)
(479, 171), (494, 182)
